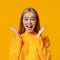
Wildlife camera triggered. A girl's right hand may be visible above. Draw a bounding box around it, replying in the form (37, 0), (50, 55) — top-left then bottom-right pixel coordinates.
(9, 27), (19, 38)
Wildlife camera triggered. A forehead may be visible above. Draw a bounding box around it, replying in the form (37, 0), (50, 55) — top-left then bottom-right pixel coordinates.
(23, 12), (36, 18)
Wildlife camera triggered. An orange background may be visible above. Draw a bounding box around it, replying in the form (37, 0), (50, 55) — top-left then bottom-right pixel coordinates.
(0, 0), (60, 60)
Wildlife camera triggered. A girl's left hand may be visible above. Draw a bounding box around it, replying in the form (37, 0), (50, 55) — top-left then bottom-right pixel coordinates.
(36, 25), (46, 38)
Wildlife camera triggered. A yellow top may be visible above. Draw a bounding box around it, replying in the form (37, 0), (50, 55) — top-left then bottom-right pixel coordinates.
(10, 32), (50, 60)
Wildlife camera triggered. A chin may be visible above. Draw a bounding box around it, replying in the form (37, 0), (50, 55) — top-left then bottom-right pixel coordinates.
(26, 30), (34, 33)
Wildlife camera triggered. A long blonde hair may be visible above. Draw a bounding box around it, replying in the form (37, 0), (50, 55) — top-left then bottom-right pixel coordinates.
(18, 8), (40, 34)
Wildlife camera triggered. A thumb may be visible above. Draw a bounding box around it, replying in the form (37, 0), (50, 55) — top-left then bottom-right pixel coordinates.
(36, 25), (46, 38)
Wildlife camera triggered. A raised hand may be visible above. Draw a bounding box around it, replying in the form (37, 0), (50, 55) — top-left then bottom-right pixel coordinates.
(36, 25), (46, 38)
(9, 25), (46, 38)
(9, 27), (19, 38)
(9, 26), (49, 48)
(36, 25), (50, 48)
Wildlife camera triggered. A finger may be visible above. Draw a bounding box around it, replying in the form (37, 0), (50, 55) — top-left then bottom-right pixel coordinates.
(9, 27), (19, 38)
(36, 25), (47, 38)
(9, 27), (17, 33)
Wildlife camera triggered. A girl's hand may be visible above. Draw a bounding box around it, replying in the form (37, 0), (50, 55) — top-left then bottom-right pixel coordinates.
(36, 25), (46, 38)
(36, 25), (50, 48)
(9, 27), (19, 38)
(9, 25), (46, 38)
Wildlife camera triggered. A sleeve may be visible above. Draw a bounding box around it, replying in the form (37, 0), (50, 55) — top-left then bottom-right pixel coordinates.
(36, 37), (51, 60)
(41, 35), (50, 48)
(9, 37), (22, 60)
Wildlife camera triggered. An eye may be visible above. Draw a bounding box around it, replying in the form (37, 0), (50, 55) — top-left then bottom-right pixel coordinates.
(31, 18), (36, 21)
(24, 18), (28, 21)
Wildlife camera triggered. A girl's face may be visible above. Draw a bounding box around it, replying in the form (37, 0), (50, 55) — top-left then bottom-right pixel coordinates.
(23, 12), (36, 33)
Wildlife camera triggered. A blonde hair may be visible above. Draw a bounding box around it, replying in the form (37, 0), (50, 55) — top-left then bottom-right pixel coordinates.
(18, 8), (40, 34)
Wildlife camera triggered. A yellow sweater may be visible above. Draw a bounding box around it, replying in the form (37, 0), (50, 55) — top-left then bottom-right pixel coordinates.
(10, 32), (50, 60)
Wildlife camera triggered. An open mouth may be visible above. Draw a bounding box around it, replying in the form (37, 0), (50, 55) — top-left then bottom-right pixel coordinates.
(26, 25), (33, 28)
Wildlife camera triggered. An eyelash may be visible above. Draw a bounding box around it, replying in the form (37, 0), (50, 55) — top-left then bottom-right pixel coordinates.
(24, 19), (28, 21)
(31, 19), (35, 20)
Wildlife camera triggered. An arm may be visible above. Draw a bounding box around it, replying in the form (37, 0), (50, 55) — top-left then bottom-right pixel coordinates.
(41, 36), (50, 48)
(36, 37), (51, 60)
(9, 27), (22, 60)
(36, 25), (51, 60)
(10, 37), (23, 60)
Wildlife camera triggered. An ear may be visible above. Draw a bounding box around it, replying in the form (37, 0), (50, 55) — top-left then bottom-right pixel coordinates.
(36, 25), (46, 38)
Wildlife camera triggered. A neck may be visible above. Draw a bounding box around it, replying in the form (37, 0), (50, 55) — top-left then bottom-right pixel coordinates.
(25, 31), (36, 34)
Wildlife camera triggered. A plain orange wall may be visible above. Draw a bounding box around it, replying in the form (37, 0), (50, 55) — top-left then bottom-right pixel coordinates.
(0, 0), (60, 60)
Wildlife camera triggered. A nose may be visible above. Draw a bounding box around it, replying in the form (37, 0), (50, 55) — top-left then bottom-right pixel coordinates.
(27, 19), (31, 24)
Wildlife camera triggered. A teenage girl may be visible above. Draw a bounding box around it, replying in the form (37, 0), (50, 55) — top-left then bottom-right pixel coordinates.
(10, 8), (50, 60)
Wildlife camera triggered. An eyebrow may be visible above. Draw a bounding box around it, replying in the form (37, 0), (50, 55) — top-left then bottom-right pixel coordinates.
(23, 16), (36, 18)
(23, 17), (28, 18)
(30, 15), (36, 18)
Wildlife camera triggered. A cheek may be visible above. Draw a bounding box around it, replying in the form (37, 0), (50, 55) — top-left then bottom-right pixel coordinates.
(32, 20), (36, 27)
(22, 20), (26, 25)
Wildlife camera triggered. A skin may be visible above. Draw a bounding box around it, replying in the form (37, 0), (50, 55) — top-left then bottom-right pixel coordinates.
(9, 12), (46, 37)
(9, 25), (46, 38)
(9, 11), (51, 60)
(23, 12), (37, 33)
